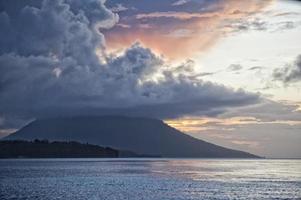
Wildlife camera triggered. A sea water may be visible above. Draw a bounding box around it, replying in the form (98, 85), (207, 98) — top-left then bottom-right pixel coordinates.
(0, 159), (300, 199)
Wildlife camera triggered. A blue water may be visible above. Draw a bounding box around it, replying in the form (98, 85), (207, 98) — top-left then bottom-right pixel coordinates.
(0, 159), (300, 200)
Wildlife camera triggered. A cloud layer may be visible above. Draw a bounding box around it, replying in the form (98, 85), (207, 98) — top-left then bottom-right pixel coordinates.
(0, 0), (260, 130)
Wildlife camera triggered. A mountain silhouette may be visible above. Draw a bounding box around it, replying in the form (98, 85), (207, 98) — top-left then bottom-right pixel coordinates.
(4, 116), (259, 158)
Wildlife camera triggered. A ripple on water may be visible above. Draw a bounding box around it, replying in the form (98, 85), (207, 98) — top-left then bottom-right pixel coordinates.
(0, 159), (300, 200)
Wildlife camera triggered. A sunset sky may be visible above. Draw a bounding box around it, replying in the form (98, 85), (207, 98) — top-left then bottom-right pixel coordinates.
(0, 0), (301, 158)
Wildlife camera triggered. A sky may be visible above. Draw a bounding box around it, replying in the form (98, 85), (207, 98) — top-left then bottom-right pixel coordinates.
(0, 0), (300, 158)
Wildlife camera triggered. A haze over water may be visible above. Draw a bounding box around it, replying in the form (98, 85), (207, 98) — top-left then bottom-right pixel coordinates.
(1, 159), (300, 200)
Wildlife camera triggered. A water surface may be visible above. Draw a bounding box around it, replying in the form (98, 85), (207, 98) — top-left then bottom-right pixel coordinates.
(0, 159), (300, 199)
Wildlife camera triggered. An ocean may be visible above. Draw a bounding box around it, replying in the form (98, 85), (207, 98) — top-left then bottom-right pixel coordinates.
(0, 159), (300, 199)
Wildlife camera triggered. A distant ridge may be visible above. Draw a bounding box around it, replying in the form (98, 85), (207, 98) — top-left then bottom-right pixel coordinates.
(0, 140), (119, 158)
(4, 116), (259, 158)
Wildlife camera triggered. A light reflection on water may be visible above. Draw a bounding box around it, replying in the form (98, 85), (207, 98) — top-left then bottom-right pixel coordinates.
(0, 159), (300, 199)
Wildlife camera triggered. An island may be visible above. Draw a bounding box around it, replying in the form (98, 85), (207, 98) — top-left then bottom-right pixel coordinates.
(0, 140), (128, 158)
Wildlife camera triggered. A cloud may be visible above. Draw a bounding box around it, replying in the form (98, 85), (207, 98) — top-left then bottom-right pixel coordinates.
(221, 1), (301, 35)
(273, 54), (301, 83)
(166, 98), (301, 136)
(172, 0), (190, 6)
(110, 4), (129, 13)
(104, 0), (273, 59)
(225, 18), (300, 35)
(248, 66), (264, 71)
(135, 11), (218, 20)
(0, 44), (260, 125)
(165, 100), (301, 157)
(227, 64), (243, 72)
(0, 0), (118, 62)
(0, 128), (16, 138)
(273, 11), (300, 17)
(223, 18), (268, 33)
(0, 0), (261, 131)
(165, 29), (194, 38)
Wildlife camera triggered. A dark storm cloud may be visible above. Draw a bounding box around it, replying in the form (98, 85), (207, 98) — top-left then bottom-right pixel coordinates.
(273, 55), (301, 83)
(0, 0), (260, 130)
(0, 0), (118, 65)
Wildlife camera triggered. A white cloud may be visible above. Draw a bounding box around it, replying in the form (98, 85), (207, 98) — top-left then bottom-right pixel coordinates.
(172, 0), (190, 6)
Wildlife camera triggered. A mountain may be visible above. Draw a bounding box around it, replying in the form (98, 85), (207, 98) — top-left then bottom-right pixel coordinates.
(4, 116), (259, 158)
